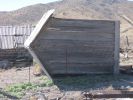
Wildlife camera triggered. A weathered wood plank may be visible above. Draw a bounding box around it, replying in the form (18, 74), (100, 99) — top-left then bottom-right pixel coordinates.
(50, 17), (115, 33)
(39, 54), (114, 63)
(40, 49), (114, 53)
(39, 37), (114, 42)
(34, 50), (114, 60)
(50, 65), (113, 72)
(34, 47), (114, 53)
(39, 31), (114, 41)
(48, 59), (114, 64)
(43, 30), (114, 38)
(37, 52), (114, 58)
(32, 39), (114, 51)
(46, 27), (115, 34)
(114, 21), (120, 74)
(35, 39), (114, 46)
(49, 63), (113, 74)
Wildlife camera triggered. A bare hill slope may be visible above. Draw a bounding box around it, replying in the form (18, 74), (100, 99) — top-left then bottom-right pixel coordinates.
(0, 0), (132, 25)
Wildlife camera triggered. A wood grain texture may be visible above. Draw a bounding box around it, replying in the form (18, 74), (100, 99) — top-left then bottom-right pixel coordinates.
(30, 18), (119, 75)
(50, 17), (115, 33)
(39, 31), (114, 41)
(33, 39), (114, 51)
(50, 63), (113, 74)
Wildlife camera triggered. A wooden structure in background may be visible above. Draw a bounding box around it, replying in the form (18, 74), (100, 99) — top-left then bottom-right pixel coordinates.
(0, 25), (34, 62)
(0, 25), (34, 49)
(25, 10), (120, 79)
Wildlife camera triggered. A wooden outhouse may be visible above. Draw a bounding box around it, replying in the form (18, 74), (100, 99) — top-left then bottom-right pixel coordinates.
(24, 10), (120, 79)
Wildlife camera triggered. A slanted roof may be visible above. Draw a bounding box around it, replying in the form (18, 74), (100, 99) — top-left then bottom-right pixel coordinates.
(24, 9), (55, 80)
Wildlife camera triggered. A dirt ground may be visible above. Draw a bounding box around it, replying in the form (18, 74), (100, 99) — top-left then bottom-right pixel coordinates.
(0, 64), (133, 100)
(0, 67), (82, 100)
(0, 67), (41, 88)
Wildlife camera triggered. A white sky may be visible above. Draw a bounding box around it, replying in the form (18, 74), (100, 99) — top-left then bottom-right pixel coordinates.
(0, 0), (132, 11)
(0, 0), (60, 11)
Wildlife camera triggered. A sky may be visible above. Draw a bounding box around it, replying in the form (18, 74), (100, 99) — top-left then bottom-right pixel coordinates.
(0, 0), (132, 11)
(0, 0), (60, 11)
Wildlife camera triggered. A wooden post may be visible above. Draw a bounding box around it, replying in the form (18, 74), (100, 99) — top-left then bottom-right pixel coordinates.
(114, 21), (120, 74)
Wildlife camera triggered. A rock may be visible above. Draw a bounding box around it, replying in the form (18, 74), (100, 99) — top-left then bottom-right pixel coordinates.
(33, 63), (43, 76)
(23, 92), (48, 100)
(0, 60), (12, 69)
(61, 91), (82, 100)
(48, 94), (63, 100)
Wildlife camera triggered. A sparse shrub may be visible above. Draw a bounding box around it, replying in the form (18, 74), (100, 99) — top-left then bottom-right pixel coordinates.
(4, 76), (53, 98)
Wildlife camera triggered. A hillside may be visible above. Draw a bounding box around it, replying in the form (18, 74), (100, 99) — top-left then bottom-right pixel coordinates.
(0, 0), (132, 25)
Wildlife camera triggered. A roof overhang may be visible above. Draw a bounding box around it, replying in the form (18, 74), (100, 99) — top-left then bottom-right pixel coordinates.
(24, 9), (55, 80)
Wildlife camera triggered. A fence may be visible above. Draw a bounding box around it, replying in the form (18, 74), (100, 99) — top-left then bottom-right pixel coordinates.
(0, 25), (35, 49)
(0, 25), (35, 62)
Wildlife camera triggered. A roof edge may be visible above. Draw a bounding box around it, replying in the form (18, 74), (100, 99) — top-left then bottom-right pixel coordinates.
(24, 9), (55, 80)
(24, 9), (55, 48)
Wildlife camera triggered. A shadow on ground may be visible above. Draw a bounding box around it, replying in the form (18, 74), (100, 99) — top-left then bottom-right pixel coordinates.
(53, 74), (133, 91)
